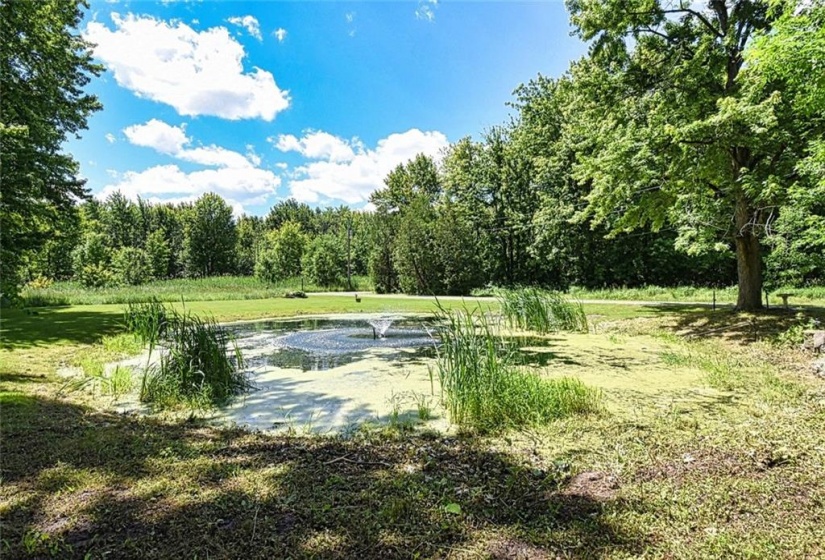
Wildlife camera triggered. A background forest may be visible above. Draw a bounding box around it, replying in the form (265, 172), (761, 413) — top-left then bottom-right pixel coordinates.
(5, 0), (824, 306)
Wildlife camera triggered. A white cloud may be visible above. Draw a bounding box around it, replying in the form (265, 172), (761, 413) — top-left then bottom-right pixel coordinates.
(415, 0), (438, 22)
(123, 119), (255, 168)
(345, 12), (356, 37)
(273, 28), (287, 42)
(272, 131), (357, 162)
(85, 13), (289, 120)
(123, 119), (188, 154)
(227, 15), (262, 41)
(280, 129), (448, 204)
(107, 119), (281, 213)
(98, 165), (279, 216)
(105, 133), (116, 143)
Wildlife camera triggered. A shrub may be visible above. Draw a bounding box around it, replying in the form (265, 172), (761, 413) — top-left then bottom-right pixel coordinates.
(432, 306), (600, 431)
(255, 221), (307, 283)
(112, 247), (152, 285)
(77, 263), (116, 288)
(302, 234), (347, 288)
(24, 275), (53, 290)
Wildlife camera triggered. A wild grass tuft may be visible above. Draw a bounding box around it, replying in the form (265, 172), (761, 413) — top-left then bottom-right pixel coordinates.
(498, 287), (588, 333)
(432, 306), (600, 431)
(139, 307), (250, 409)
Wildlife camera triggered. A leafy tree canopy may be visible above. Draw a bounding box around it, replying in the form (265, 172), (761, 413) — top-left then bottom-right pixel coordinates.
(1, 0), (102, 299)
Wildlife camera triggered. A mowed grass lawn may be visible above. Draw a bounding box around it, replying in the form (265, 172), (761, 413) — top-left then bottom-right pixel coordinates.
(2, 295), (824, 558)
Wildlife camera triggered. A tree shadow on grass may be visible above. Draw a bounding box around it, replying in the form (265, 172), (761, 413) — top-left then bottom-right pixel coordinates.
(0, 308), (123, 350)
(1, 392), (648, 559)
(645, 304), (825, 345)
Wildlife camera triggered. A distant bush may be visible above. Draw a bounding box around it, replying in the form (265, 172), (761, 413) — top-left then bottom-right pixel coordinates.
(112, 247), (152, 285)
(24, 275), (53, 291)
(72, 233), (114, 287)
(77, 263), (116, 288)
(302, 234), (347, 288)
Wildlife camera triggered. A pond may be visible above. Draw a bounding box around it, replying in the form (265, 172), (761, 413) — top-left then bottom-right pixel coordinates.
(213, 315), (445, 433)
(228, 315), (438, 372)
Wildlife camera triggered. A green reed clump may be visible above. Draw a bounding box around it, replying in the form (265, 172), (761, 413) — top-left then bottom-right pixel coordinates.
(432, 306), (600, 431)
(140, 309), (250, 409)
(498, 287), (588, 333)
(124, 298), (169, 345)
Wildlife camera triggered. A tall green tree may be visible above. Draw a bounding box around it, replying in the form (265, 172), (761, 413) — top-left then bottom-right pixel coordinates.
(302, 234), (347, 288)
(370, 154), (441, 212)
(235, 215), (264, 276)
(183, 193), (237, 277)
(102, 192), (141, 249)
(752, 1), (825, 286)
(1, 0), (102, 298)
(565, 0), (812, 310)
(254, 221), (307, 283)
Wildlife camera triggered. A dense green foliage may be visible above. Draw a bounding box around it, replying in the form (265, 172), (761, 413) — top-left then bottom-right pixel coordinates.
(302, 234), (347, 288)
(1, 0), (102, 299)
(9, 1), (824, 305)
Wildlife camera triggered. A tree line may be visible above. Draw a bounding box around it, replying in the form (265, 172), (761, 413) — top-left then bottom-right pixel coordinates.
(4, 1), (823, 307)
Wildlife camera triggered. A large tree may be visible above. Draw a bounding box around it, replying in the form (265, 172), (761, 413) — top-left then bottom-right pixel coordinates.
(1, 0), (102, 299)
(565, 0), (819, 310)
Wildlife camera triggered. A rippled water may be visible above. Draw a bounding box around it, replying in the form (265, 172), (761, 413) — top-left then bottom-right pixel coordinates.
(227, 316), (438, 372)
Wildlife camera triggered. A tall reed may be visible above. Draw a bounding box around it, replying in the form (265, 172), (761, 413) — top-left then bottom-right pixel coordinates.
(498, 288), (588, 333)
(140, 309), (249, 408)
(432, 306), (600, 431)
(124, 299), (250, 408)
(124, 298), (168, 345)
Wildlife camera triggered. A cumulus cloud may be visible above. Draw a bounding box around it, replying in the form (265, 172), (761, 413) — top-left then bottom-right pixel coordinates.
(105, 119), (280, 214)
(278, 129), (448, 204)
(123, 119), (188, 154)
(415, 0), (438, 22)
(273, 28), (287, 42)
(85, 13), (289, 120)
(123, 119), (255, 168)
(227, 15), (262, 40)
(98, 165), (279, 216)
(105, 133), (116, 143)
(272, 130), (358, 163)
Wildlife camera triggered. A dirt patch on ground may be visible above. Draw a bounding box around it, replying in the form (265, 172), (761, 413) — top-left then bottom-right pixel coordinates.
(560, 471), (619, 501)
(486, 537), (552, 560)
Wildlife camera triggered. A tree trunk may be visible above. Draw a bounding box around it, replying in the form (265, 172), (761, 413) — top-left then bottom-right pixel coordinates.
(734, 232), (762, 311)
(734, 196), (763, 311)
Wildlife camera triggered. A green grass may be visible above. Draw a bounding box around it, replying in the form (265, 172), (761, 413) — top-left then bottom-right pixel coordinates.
(2, 297), (824, 558)
(432, 305), (600, 430)
(20, 275), (373, 306)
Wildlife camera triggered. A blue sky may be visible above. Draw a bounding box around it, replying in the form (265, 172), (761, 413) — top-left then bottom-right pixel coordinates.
(73, 0), (587, 215)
